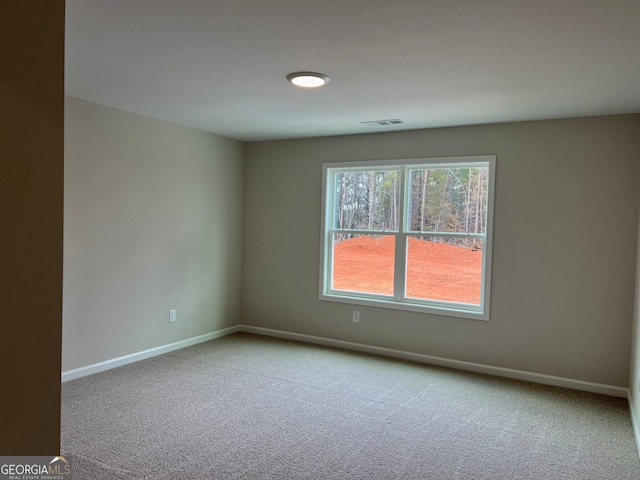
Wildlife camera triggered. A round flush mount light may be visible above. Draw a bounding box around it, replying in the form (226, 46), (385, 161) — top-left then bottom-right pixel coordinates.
(286, 71), (330, 88)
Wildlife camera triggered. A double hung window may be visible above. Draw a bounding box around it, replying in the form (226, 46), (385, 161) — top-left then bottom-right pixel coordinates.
(319, 156), (495, 320)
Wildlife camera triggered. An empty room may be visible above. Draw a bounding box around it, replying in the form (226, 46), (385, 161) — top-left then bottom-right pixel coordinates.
(3, 1), (640, 479)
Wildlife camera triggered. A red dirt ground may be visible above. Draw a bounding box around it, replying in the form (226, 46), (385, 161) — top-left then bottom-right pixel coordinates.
(332, 236), (482, 304)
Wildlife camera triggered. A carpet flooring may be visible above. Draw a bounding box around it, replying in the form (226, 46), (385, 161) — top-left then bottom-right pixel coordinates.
(61, 332), (640, 479)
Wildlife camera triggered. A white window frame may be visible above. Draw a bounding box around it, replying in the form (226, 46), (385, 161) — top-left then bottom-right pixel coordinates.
(319, 155), (496, 321)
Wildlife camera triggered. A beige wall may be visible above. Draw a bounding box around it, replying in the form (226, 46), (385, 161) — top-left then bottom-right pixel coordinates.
(0, 2), (65, 454)
(243, 114), (640, 387)
(63, 97), (244, 371)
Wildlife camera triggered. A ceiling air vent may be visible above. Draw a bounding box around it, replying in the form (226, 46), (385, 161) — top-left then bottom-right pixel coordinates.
(361, 119), (406, 127)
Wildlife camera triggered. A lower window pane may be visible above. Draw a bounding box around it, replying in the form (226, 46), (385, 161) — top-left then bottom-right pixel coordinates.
(406, 237), (482, 305)
(332, 234), (395, 295)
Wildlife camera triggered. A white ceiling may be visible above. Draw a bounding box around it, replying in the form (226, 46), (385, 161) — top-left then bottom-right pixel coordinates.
(65, 0), (640, 142)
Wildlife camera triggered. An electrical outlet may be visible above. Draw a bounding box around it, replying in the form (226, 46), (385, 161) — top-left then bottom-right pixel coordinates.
(169, 309), (177, 323)
(352, 310), (360, 323)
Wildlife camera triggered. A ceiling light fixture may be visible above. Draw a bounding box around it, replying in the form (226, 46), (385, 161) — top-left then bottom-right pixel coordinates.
(286, 72), (330, 88)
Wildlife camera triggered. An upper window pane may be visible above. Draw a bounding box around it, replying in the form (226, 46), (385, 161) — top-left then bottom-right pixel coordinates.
(333, 170), (400, 231)
(407, 167), (488, 234)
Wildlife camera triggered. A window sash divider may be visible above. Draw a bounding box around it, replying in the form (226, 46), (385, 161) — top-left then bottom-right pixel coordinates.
(404, 232), (485, 239)
(329, 229), (398, 235)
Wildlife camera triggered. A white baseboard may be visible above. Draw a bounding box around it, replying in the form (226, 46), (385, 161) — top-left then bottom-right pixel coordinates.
(629, 392), (640, 460)
(61, 322), (630, 399)
(239, 325), (629, 398)
(61, 326), (240, 382)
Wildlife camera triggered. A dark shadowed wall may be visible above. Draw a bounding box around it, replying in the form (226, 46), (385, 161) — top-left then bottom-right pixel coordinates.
(0, 1), (65, 454)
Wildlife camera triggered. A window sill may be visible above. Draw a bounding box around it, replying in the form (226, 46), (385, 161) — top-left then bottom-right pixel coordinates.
(319, 292), (490, 321)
